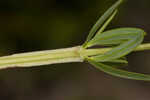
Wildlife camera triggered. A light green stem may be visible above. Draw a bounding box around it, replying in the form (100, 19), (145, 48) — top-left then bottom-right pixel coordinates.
(83, 43), (150, 57)
(0, 46), (83, 69)
(0, 43), (150, 69)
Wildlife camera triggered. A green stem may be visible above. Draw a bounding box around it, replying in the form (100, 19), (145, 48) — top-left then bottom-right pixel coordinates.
(0, 46), (83, 69)
(83, 43), (150, 57)
(0, 43), (150, 69)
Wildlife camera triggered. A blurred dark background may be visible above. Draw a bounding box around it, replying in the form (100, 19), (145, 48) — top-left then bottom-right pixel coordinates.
(0, 0), (150, 100)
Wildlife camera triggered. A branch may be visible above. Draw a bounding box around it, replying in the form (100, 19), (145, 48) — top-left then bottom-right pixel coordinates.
(0, 43), (149, 69)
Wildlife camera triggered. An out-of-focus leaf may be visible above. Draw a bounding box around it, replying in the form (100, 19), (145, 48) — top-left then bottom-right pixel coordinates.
(83, 0), (123, 47)
(88, 59), (150, 81)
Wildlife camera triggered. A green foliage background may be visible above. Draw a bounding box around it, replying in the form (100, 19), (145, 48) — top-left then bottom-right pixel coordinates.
(0, 0), (150, 100)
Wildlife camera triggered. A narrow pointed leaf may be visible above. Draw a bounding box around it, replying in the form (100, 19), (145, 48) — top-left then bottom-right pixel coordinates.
(83, 0), (123, 47)
(106, 58), (128, 63)
(102, 62), (128, 68)
(97, 10), (118, 34)
(102, 58), (128, 68)
(88, 59), (150, 81)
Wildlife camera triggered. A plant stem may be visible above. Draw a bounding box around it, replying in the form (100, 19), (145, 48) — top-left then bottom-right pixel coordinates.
(0, 46), (83, 69)
(84, 43), (150, 57)
(0, 43), (150, 69)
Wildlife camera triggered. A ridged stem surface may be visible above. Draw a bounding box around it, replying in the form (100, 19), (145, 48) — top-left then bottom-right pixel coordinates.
(0, 43), (149, 69)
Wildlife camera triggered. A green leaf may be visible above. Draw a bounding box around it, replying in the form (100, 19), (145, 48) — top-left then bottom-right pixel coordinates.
(102, 62), (128, 68)
(83, 0), (123, 47)
(87, 28), (145, 47)
(97, 57), (128, 68)
(88, 28), (145, 62)
(88, 59), (150, 81)
(106, 58), (128, 63)
(102, 58), (128, 68)
(97, 10), (118, 34)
